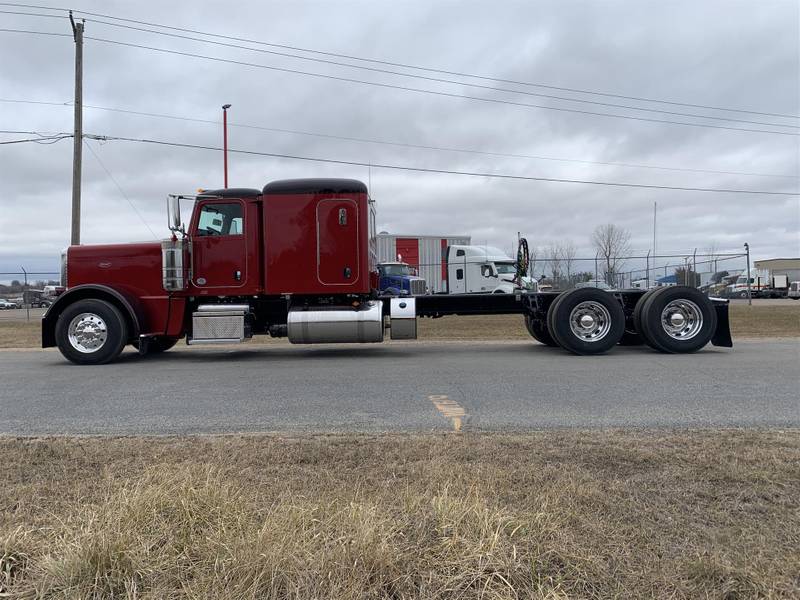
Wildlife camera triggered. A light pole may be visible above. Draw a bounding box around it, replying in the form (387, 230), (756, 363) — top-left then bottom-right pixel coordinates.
(222, 104), (231, 188)
(744, 242), (751, 306)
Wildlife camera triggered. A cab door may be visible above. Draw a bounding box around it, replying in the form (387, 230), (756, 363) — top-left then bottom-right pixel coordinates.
(191, 200), (248, 293)
(317, 198), (359, 286)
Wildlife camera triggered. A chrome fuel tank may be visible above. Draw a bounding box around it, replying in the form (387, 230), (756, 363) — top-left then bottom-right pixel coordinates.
(287, 301), (384, 344)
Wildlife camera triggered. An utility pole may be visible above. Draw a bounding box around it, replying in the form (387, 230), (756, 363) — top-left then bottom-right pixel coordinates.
(70, 12), (84, 246)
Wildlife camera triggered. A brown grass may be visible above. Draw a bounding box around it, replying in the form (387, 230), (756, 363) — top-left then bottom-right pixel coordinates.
(1, 303), (797, 349)
(1, 431), (799, 599)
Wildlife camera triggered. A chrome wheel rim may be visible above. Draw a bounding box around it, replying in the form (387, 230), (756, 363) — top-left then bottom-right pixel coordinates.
(67, 312), (108, 353)
(661, 299), (703, 340)
(569, 301), (612, 342)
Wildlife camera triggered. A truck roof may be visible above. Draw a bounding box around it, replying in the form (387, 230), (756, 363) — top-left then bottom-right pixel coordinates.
(198, 188), (261, 198)
(263, 178), (367, 195)
(450, 245), (513, 261)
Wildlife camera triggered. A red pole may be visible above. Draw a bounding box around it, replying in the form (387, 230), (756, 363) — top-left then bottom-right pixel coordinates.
(222, 103), (231, 188)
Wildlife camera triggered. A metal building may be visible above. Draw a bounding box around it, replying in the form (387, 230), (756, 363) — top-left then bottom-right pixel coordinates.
(377, 232), (471, 293)
(754, 258), (800, 282)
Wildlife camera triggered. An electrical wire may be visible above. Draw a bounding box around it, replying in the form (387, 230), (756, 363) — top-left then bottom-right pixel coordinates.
(56, 15), (797, 130)
(84, 132), (799, 196)
(2, 98), (796, 179)
(1, 26), (796, 135)
(83, 138), (158, 239)
(77, 35), (799, 137)
(3, 1), (794, 120)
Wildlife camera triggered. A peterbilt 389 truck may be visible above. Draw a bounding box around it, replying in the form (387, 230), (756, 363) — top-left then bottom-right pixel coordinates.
(43, 178), (732, 364)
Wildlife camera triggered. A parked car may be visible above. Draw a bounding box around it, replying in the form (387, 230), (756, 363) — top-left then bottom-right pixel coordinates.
(0, 299), (19, 309)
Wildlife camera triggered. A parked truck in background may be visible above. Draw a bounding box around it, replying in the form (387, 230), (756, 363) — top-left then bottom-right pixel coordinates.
(377, 262), (427, 296)
(445, 245), (536, 294)
(726, 269), (789, 298)
(42, 177), (732, 365)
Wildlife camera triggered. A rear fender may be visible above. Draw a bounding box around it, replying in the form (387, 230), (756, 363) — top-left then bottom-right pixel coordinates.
(41, 284), (143, 347)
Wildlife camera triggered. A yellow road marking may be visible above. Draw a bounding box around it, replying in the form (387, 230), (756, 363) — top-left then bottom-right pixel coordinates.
(429, 394), (467, 432)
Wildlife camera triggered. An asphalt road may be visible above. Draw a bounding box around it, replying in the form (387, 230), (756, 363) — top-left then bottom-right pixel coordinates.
(1, 339), (798, 435)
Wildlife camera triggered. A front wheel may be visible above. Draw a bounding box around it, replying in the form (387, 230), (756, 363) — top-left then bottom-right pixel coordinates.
(55, 299), (128, 365)
(546, 288), (625, 355)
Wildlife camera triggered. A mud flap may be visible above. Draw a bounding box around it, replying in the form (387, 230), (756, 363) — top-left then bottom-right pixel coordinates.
(710, 298), (733, 348)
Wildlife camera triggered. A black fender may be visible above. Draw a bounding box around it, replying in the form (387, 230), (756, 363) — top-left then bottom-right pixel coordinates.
(710, 297), (733, 348)
(42, 284), (143, 348)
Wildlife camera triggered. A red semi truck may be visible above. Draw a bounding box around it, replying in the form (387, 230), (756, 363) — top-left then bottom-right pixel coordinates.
(43, 178), (732, 364)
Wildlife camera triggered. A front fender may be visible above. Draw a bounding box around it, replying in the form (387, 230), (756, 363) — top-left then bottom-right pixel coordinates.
(42, 284), (143, 347)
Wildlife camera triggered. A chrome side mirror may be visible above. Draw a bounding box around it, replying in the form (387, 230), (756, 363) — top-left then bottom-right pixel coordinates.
(167, 195), (185, 235)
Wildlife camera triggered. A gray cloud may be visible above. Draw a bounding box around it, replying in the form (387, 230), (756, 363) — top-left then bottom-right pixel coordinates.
(1, 0), (798, 281)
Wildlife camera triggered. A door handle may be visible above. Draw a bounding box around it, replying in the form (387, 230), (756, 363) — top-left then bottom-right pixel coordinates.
(234, 270), (241, 281)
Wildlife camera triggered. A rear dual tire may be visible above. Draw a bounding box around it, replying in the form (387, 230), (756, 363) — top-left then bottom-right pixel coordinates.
(546, 288), (625, 355)
(524, 315), (558, 346)
(636, 286), (716, 353)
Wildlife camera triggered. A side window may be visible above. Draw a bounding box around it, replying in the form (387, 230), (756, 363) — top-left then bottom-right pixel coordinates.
(456, 249), (465, 257)
(196, 202), (244, 237)
(456, 268), (464, 280)
(481, 265), (494, 277)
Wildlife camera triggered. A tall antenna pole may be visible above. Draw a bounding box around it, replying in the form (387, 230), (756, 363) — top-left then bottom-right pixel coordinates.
(222, 104), (231, 188)
(70, 12), (84, 246)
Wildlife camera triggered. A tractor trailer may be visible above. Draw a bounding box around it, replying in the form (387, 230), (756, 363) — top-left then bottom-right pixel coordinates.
(43, 178), (732, 364)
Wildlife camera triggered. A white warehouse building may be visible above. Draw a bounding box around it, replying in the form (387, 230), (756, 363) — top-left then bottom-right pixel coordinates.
(377, 232), (471, 293)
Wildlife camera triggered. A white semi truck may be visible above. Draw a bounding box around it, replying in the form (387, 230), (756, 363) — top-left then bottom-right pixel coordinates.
(445, 245), (536, 294)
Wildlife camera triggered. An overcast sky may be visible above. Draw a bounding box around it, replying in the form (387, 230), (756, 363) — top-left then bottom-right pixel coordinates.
(1, 0), (798, 280)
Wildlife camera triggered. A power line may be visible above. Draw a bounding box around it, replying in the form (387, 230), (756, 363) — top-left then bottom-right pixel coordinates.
(85, 132), (799, 196)
(5, 98), (796, 180)
(1, 27), (794, 136)
(72, 103), (800, 179)
(79, 35), (800, 137)
(52, 15), (796, 130)
(83, 139), (158, 239)
(4, 1), (794, 120)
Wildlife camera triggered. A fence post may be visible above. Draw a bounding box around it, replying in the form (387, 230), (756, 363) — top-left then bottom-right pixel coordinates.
(21, 266), (30, 322)
(646, 250), (650, 288)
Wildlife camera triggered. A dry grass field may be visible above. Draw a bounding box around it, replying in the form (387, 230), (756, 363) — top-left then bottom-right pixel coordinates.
(1, 431), (798, 599)
(2, 303), (797, 349)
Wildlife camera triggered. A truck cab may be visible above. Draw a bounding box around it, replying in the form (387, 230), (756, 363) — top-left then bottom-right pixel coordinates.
(377, 262), (427, 295)
(446, 245), (535, 294)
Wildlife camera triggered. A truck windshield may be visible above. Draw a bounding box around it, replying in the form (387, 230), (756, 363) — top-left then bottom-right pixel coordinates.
(381, 264), (411, 276)
(494, 263), (516, 274)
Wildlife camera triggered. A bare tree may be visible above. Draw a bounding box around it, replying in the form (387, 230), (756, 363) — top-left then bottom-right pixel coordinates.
(529, 245), (540, 280)
(546, 244), (563, 284)
(705, 241), (720, 274)
(592, 224), (631, 285)
(560, 240), (577, 287)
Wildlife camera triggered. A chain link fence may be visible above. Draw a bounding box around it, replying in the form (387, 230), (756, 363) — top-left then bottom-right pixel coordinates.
(0, 270), (61, 321)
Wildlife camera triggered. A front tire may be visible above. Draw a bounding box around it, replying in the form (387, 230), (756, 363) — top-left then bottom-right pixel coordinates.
(55, 299), (128, 365)
(546, 288), (625, 355)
